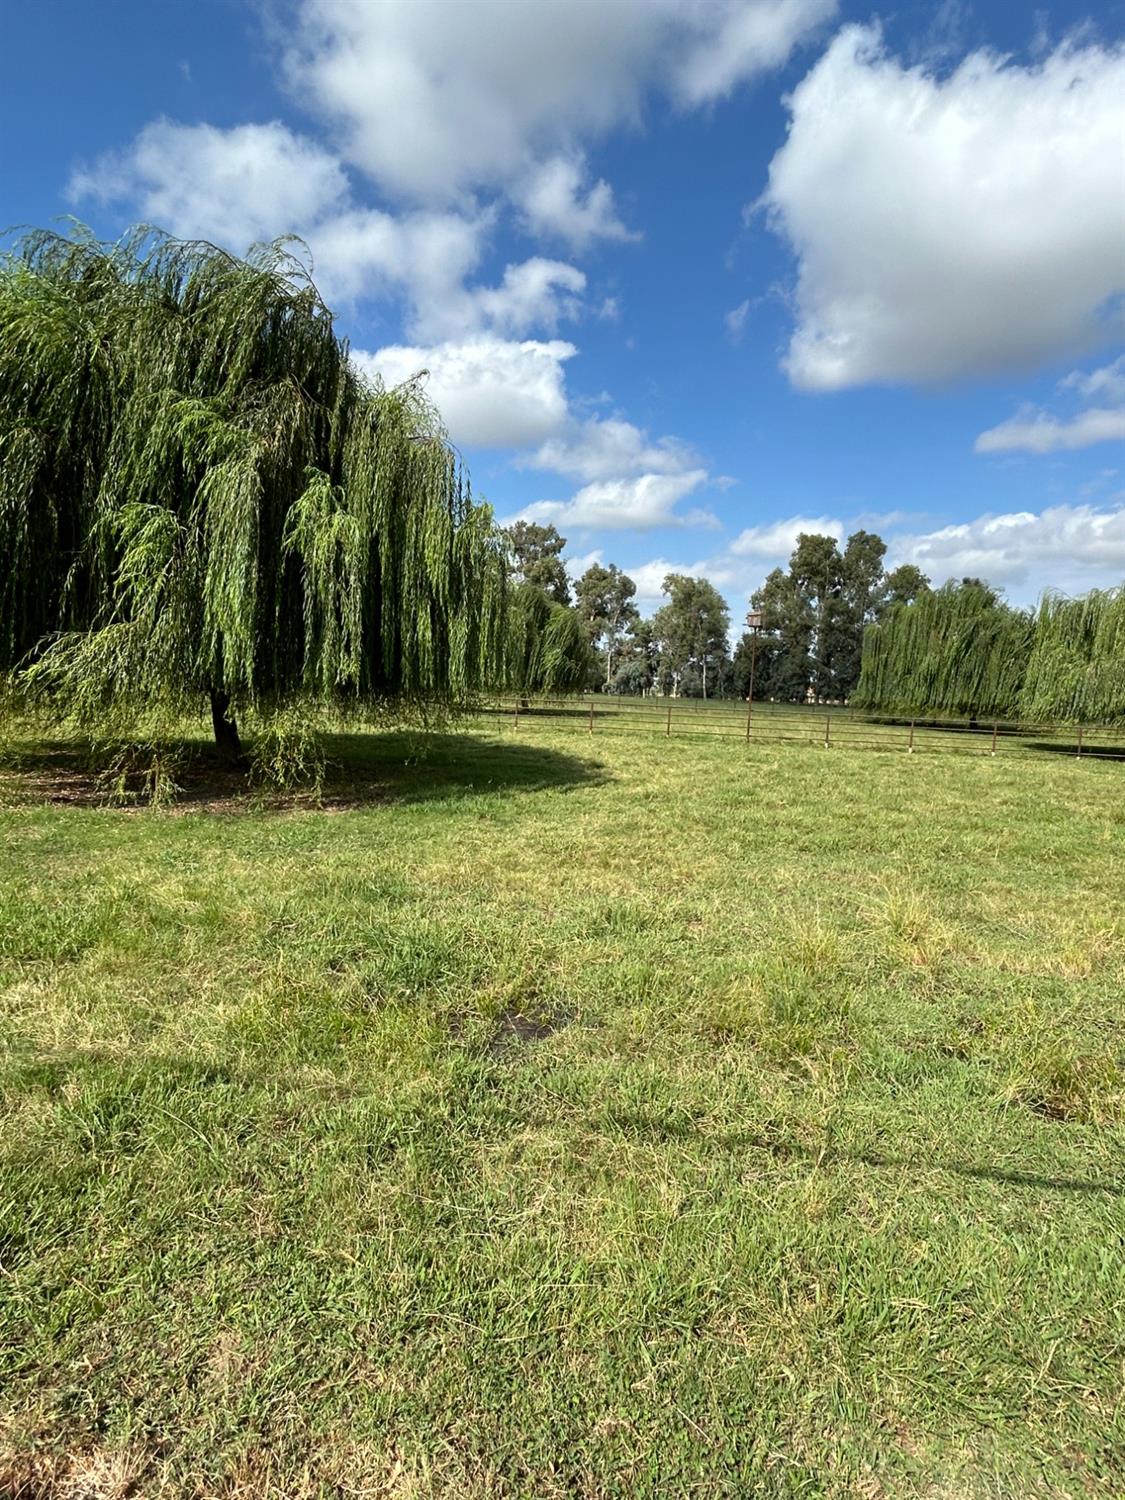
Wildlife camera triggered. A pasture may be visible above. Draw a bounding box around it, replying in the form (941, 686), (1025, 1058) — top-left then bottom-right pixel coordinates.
(1, 721), (1123, 1497)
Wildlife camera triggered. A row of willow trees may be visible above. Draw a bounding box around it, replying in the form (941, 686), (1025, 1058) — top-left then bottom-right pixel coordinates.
(0, 225), (589, 775)
(853, 580), (1125, 724)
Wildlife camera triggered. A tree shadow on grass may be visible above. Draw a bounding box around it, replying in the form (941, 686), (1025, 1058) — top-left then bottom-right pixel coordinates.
(0, 731), (609, 813)
(725, 1131), (1122, 1197)
(1020, 739), (1125, 762)
(316, 731), (609, 808)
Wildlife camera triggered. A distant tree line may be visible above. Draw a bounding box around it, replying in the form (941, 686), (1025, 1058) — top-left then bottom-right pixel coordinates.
(502, 518), (1125, 724)
(502, 520), (930, 701)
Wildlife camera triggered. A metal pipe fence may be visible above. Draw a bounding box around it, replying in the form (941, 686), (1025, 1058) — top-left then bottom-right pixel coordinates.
(465, 695), (1125, 762)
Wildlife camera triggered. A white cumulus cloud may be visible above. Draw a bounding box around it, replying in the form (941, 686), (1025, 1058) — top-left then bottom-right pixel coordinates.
(69, 119), (350, 250)
(517, 155), (637, 250)
(730, 514), (843, 558)
(627, 558), (688, 604)
(975, 354), (1125, 454)
(68, 119), (591, 341)
(466, 258), (586, 338)
(674, 0), (836, 104)
(1061, 355), (1125, 403)
(301, 203), (486, 313)
(762, 27), (1125, 390)
(516, 470), (712, 532)
(891, 503), (1125, 593)
(286, 0), (836, 201)
(353, 337), (576, 449)
(511, 409), (713, 532)
(565, 548), (605, 582)
(625, 552), (765, 611)
(523, 416), (698, 484)
(974, 405), (1125, 456)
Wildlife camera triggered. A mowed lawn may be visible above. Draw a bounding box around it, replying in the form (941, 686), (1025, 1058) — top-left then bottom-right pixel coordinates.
(1, 723), (1123, 1498)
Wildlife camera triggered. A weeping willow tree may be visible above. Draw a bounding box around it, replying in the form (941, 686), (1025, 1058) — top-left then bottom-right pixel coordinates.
(0, 224), (507, 771)
(1021, 588), (1125, 725)
(504, 584), (591, 699)
(853, 581), (1033, 720)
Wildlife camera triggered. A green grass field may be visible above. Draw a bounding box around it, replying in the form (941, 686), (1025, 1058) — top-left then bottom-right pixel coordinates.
(2, 722), (1123, 1497)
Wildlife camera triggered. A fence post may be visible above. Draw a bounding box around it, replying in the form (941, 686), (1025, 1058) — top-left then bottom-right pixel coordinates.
(991, 720), (998, 757)
(908, 719), (915, 754)
(588, 700), (594, 735)
(824, 714), (831, 749)
(666, 700), (672, 737)
(1077, 725), (1084, 758)
(514, 700), (519, 731)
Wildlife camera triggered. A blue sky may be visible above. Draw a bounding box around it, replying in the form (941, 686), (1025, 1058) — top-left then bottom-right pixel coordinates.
(3, 0), (1123, 615)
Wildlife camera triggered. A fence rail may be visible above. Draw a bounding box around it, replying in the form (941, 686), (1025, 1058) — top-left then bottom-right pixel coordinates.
(465, 695), (1125, 762)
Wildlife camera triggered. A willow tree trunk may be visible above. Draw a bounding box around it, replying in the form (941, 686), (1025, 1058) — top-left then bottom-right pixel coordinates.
(209, 689), (242, 758)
